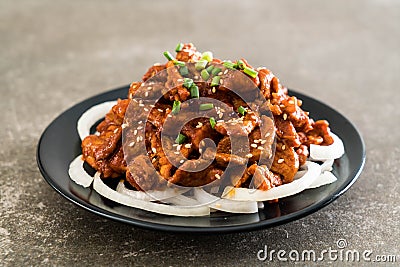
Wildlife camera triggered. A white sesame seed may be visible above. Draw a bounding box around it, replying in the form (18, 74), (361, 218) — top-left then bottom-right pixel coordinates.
(174, 151), (180, 155)
(180, 159), (185, 164)
(152, 158), (156, 163)
(214, 173), (221, 179)
(139, 103), (144, 107)
(257, 146), (264, 150)
(152, 147), (157, 153)
(223, 69), (228, 75)
(283, 113), (288, 120)
(158, 109), (164, 112)
(194, 75), (199, 79)
(113, 128), (119, 134)
(128, 141), (135, 147)
(176, 145), (181, 151)
(265, 133), (271, 137)
(121, 123), (128, 129)
(137, 126), (143, 130)
(184, 143), (192, 149)
(149, 104), (155, 108)
(134, 130), (138, 135)
(261, 140), (267, 144)
(177, 78), (183, 82)
(218, 72), (223, 76)
(282, 145), (286, 150)
(278, 158), (284, 163)
(254, 140), (260, 143)
(138, 121), (143, 124)
(139, 136), (143, 142)
(251, 144), (258, 148)
(246, 153), (253, 158)
(147, 86), (152, 90)
(220, 79), (224, 84)
(212, 88), (216, 93)
(144, 92), (149, 97)
(200, 140), (205, 147)
(144, 108), (149, 112)
(136, 136), (140, 142)
(153, 62), (161, 66)
(167, 114), (173, 118)
(219, 113), (223, 119)
(217, 120), (224, 123)
(288, 100), (294, 105)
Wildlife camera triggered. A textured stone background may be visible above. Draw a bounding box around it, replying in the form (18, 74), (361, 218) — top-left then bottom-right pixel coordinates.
(1, 0), (399, 266)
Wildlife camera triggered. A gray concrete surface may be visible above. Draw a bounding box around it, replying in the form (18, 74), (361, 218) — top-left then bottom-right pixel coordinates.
(1, 0), (399, 266)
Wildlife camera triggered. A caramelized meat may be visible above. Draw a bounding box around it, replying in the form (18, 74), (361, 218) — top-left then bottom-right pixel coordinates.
(81, 43), (335, 191)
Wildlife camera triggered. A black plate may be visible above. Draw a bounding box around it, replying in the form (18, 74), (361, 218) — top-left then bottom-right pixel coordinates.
(37, 86), (365, 233)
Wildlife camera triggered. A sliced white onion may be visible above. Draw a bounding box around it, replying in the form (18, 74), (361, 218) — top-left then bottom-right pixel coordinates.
(222, 161), (321, 201)
(93, 173), (210, 217)
(116, 180), (189, 201)
(310, 132), (344, 161)
(163, 194), (202, 206)
(308, 171), (338, 189)
(77, 101), (117, 140)
(68, 155), (94, 187)
(320, 159), (334, 172)
(194, 188), (258, 213)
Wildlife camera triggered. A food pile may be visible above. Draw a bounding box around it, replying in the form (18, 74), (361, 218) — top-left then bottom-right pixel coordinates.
(69, 43), (344, 216)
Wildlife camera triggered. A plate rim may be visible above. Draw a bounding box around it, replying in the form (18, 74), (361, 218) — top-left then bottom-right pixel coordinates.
(36, 85), (366, 234)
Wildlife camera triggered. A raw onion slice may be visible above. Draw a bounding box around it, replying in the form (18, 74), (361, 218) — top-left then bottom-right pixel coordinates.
(163, 194), (202, 206)
(194, 188), (258, 213)
(222, 161), (321, 201)
(93, 173), (210, 217)
(308, 171), (338, 189)
(320, 159), (334, 172)
(116, 180), (189, 201)
(77, 101), (117, 140)
(310, 132), (344, 160)
(68, 155), (94, 187)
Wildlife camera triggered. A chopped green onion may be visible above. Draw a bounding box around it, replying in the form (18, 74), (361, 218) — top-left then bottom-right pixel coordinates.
(175, 43), (184, 52)
(243, 66), (258, 78)
(201, 51), (213, 62)
(200, 69), (210, 80)
(183, 78), (194, 89)
(172, 100), (181, 114)
(195, 59), (208, 70)
(190, 84), (199, 98)
(179, 66), (189, 76)
(211, 67), (221, 76)
(206, 65), (214, 73)
(237, 59), (245, 69)
(211, 76), (220, 87)
(238, 106), (247, 116)
(223, 61), (235, 69)
(209, 117), (216, 129)
(199, 103), (214, 111)
(175, 133), (186, 144)
(163, 51), (175, 61)
(173, 60), (185, 66)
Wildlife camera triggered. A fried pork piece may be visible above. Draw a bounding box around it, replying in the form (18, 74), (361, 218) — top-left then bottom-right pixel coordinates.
(270, 144), (299, 183)
(234, 164), (282, 190)
(175, 43), (202, 62)
(169, 160), (223, 187)
(81, 99), (129, 178)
